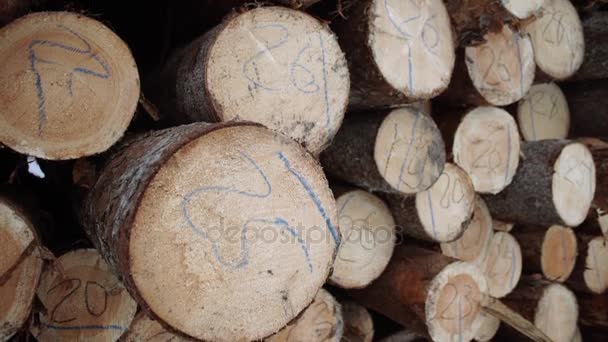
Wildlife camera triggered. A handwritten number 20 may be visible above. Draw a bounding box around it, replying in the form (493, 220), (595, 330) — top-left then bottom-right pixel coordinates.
(47, 278), (108, 323)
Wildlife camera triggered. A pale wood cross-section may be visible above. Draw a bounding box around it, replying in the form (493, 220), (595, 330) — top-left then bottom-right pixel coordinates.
(517, 83), (570, 141)
(122, 312), (189, 342)
(480, 232), (522, 298)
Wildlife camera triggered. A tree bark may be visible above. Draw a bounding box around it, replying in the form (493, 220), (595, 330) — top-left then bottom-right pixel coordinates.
(0, 0), (31, 26)
(483, 140), (596, 227)
(569, 11), (608, 82)
(577, 292), (608, 331)
(563, 80), (608, 138)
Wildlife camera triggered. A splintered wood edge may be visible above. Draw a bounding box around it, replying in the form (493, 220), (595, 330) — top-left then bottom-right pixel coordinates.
(465, 25), (535, 106)
(206, 6), (349, 155)
(34, 249), (137, 342)
(453, 106), (521, 194)
(525, 0), (584, 80)
(552, 143), (596, 227)
(266, 288), (343, 342)
(540, 225), (577, 282)
(0, 199), (42, 341)
(0, 12), (139, 160)
(129, 125), (338, 341)
(425, 262), (488, 342)
(500, 0), (544, 19)
(534, 283), (578, 342)
(582, 236), (608, 294)
(441, 197), (494, 263)
(330, 190), (396, 289)
(482, 232), (522, 298)
(123, 311), (188, 342)
(415, 163), (476, 242)
(340, 301), (374, 342)
(493, 219), (514, 232)
(374, 107), (446, 194)
(473, 311), (501, 342)
(517, 83), (570, 141)
(368, 0), (455, 99)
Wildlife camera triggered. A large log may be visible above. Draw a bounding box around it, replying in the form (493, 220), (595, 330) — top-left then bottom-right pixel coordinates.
(383, 163), (476, 242)
(453, 106), (521, 194)
(321, 107), (446, 195)
(266, 289), (343, 342)
(32, 249), (137, 342)
(158, 6), (349, 155)
(82, 122), (339, 341)
(484, 140), (596, 227)
(0, 12), (140, 160)
(330, 189), (395, 289)
(524, 0), (585, 80)
(349, 244), (488, 342)
(0, 196), (43, 341)
(567, 235), (608, 295)
(563, 80), (608, 138)
(444, 0), (543, 46)
(516, 82), (570, 141)
(330, 0), (455, 110)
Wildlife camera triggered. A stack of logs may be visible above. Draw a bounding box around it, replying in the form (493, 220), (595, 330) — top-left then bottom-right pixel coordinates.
(0, 0), (606, 341)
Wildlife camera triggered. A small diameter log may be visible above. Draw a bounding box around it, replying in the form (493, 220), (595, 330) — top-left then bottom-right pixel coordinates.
(513, 225), (577, 282)
(159, 6), (349, 156)
(339, 301), (374, 342)
(453, 106), (521, 194)
(349, 245), (488, 342)
(577, 292), (608, 330)
(517, 83), (570, 141)
(123, 312), (189, 342)
(32, 249), (137, 342)
(567, 235), (608, 294)
(83, 122), (339, 341)
(493, 219), (514, 232)
(321, 107), (446, 195)
(383, 163), (476, 242)
(330, 190), (396, 289)
(504, 280), (579, 342)
(474, 311), (501, 342)
(440, 196), (494, 263)
(570, 11), (608, 82)
(524, 0), (585, 80)
(266, 289), (343, 342)
(484, 140), (596, 227)
(563, 80), (608, 138)
(0, 196), (43, 341)
(331, 0), (455, 110)
(480, 232), (522, 298)
(0, 12), (140, 160)
(444, 0), (543, 46)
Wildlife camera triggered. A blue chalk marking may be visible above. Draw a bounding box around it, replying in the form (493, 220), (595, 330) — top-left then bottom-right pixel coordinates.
(41, 323), (127, 331)
(426, 190), (438, 240)
(277, 152), (340, 246)
(515, 34), (524, 97)
(338, 192), (356, 216)
(290, 44), (320, 94)
(318, 32), (331, 137)
(503, 125), (512, 186)
(273, 217), (313, 272)
(243, 23), (289, 92)
(397, 111), (420, 191)
(27, 25), (111, 133)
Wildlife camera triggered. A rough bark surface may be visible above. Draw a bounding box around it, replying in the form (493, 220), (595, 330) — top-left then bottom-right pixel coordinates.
(570, 11), (608, 82)
(564, 80), (608, 138)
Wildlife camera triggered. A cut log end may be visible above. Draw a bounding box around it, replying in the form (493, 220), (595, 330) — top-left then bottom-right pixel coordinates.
(552, 143), (596, 227)
(123, 312), (188, 342)
(517, 83), (570, 141)
(129, 125), (338, 341)
(0, 198), (42, 341)
(482, 232), (522, 298)
(368, 0), (455, 99)
(492, 219), (514, 232)
(426, 262), (488, 342)
(206, 6), (349, 155)
(415, 163), (476, 242)
(453, 106), (520, 194)
(500, 0), (544, 19)
(465, 25), (535, 106)
(541, 225), (577, 282)
(33, 249), (137, 342)
(266, 288), (343, 342)
(0, 12), (139, 160)
(331, 190), (395, 289)
(341, 301), (374, 342)
(441, 197), (494, 262)
(473, 311), (500, 342)
(534, 284), (579, 342)
(582, 237), (608, 294)
(374, 108), (446, 194)
(526, 0), (585, 80)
